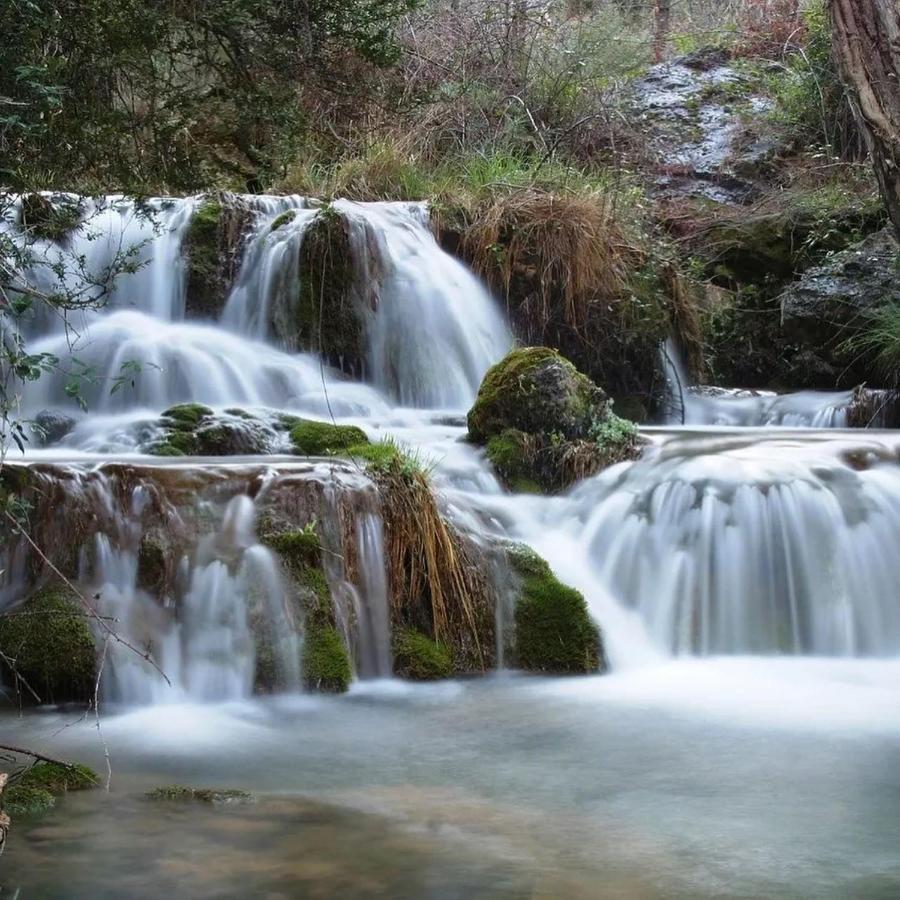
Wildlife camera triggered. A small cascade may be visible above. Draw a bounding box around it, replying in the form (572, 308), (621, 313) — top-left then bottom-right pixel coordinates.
(659, 340), (893, 428)
(351, 513), (393, 678)
(336, 200), (512, 408)
(523, 431), (900, 662)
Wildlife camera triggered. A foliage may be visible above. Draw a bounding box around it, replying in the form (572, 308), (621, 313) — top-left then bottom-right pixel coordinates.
(509, 545), (602, 674)
(1, 0), (420, 191)
(393, 628), (453, 680)
(842, 302), (900, 385)
(0, 585), (97, 704)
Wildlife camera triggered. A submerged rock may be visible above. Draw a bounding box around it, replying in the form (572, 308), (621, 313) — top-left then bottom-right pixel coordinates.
(508, 546), (604, 675)
(30, 410), (76, 447)
(149, 404), (275, 456)
(145, 785), (254, 805)
(468, 347), (642, 493)
(0, 585), (97, 704)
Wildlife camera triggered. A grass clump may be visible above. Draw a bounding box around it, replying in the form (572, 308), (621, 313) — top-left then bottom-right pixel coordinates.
(145, 785), (254, 804)
(288, 418), (369, 456)
(4, 760), (99, 816)
(842, 303), (900, 384)
(0, 585), (97, 704)
(510, 546), (603, 674)
(393, 628), (452, 680)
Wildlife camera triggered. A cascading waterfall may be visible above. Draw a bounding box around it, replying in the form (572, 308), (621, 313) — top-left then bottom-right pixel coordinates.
(4, 192), (900, 707)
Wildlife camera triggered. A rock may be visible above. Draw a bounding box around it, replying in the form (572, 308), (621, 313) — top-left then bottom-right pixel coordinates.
(148, 405), (275, 456)
(779, 229), (900, 385)
(286, 417), (369, 456)
(467, 347), (608, 443)
(393, 629), (453, 680)
(31, 410), (76, 446)
(0, 585), (97, 704)
(468, 348), (641, 493)
(508, 546), (604, 675)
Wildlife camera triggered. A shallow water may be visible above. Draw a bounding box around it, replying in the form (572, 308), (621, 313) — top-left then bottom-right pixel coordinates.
(3, 663), (899, 899)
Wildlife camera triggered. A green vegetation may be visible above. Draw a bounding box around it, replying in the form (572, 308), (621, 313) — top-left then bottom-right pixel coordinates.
(20, 194), (82, 242)
(843, 303), (900, 384)
(0, 585), (97, 704)
(145, 786), (254, 804)
(5, 761), (99, 815)
(468, 347), (641, 493)
(393, 628), (453, 680)
(288, 418), (369, 456)
(260, 521), (353, 693)
(509, 546), (602, 675)
(270, 210), (297, 231)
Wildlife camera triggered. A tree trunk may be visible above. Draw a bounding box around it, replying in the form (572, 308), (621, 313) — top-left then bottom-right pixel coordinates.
(828, 0), (900, 238)
(653, 0), (671, 63)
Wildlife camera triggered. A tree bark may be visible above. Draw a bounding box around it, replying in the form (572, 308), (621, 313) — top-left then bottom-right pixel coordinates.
(653, 0), (671, 63)
(828, 0), (900, 238)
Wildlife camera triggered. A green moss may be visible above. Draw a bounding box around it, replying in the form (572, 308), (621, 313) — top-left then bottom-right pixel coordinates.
(270, 210), (297, 231)
(0, 585), (97, 703)
(296, 206), (365, 373)
(303, 624), (352, 693)
(261, 521), (352, 694)
(485, 429), (541, 494)
(137, 534), (166, 593)
(289, 419), (368, 456)
(467, 347), (605, 444)
(145, 785), (254, 804)
(16, 761), (98, 793)
(5, 786), (56, 815)
(161, 403), (213, 428)
(266, 528), (321, 570)
(393, 628), (453, 680)
(510, 546), (602, 674)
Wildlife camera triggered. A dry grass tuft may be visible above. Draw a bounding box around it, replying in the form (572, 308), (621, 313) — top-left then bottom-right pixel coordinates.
(376, 464), (493, 672)
(461, 188), (644, 334)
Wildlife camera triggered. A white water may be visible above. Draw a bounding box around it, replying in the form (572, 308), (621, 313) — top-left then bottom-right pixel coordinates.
(4, 194), (900, 710)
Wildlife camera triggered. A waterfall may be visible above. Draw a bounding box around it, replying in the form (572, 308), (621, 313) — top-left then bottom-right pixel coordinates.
(4, 192), (900, 709)
(351, 513), (394, 679)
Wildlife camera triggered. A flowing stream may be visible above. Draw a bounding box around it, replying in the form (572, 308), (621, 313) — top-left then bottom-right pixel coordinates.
(1, 194), (899, 898)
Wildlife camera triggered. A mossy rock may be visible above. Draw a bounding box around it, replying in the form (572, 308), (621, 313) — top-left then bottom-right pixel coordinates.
(303, 624), (352, 693)
(145, 785), (254, 805)
(393, 629), (453, 680)
(485, 429), (542, 494)
(467, 347), (608, 444)
(149, 405), (272, 456)
(261, 522), (352, 694)
(137, 533), (167, 594)
(509, 546), (603, 674)
(4, 760), (99, 816)
(0, 586), (97, 704)
(288, 418), (368, 456)
(293, 207), (365, 376)
(270, 210), (296, 231)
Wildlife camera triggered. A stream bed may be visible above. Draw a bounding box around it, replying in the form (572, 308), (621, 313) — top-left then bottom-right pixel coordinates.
(2, 663), (899, 899)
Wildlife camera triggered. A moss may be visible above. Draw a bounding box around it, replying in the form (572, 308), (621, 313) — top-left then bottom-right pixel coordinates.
(4, 760), (99, 816)
(5, 785), (56, 815)
(303, 624), (352, 693)
(467, 347), (606, 444)
(270, 210), (296, 231)
(145, 785), (254, 804)
(15, 761), (98, 794)
(266, 528), (321, 570)
(295, 206), (365, 375)
(224, 407), (255, 420)
(186, 199), (222, 281)
(289, 419), (368, 456)
(0, 585), (97, 703)
(509, 546), (602, 674)
(485, 429), (541, 494)
(393, 628), (453, 680)
(261, 522), (352, 694)
(137, 534), (166, 593)
(161, 403), (213, 428)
